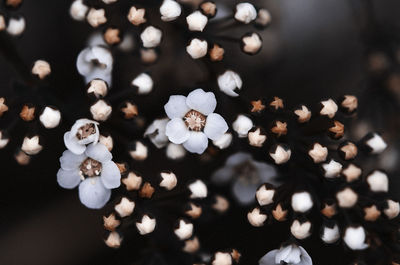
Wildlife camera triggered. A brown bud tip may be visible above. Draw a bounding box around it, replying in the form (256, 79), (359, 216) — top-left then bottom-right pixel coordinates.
(139, 182), (155, 199)
(20, 104), (35, 121)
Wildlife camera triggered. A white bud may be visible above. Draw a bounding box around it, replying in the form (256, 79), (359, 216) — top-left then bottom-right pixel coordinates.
(87, 79), (108, 98)
(241, 33), (262, 55)
(160, 0), (182, 22)
(212, 252), (232, 265)
(212, 133), (232, 149)
(86, 8), (107, 28)
(39, 107), (61, 129)
(247, 207), (267, 227)
(321, 224), (340, 244)
(32, 60), (51, 79)
(90, 100), (112, 121)
(218, 70), (242, 97)
(160, 171), (178, 190)
(336, 187), (358, 208)
(290, 220), (311, 240)
(0, 131), (9, 149)
(105, 232), (122, 248)
(186, 38), (208, 59)
(291, 191), (313, 213)
(232, 114), (253, 137)
(234, 3), (257, 24)
(174, 219), (193, 240)
(132, 73), (153, 95)
(140, 26), (162, 48)
(256, 185), (274, 206)
(166, 143), (186, 160)
(7, 17), (25, 36)
(114, 197), (135, 218)
(136, 215), (156, 235)
(188, 180), (207, 199)
(270, 145), (291, 165)
(343, 226), (368, 250)
(367, 170), (388, 192)
(186, 11), (208, 32)
(70, 0), (88, 21)
(322, 159), (342, 178)
(99, 134), (113, 151)
(384, 200), (399, 219)
(129, 141), (148, 161)
(21, 136), (42, 155)
(366, 133), (387, 154)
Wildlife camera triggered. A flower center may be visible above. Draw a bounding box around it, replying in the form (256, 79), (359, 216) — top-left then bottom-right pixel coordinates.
(235, 161), (259, 185)
(184, 110), (206, 131)
(76, 123), (96, 140)
(79, 158), (102, 178)
(91, 58), (107, 69)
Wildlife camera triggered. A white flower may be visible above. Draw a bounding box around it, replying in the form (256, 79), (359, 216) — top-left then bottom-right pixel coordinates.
(144, 118), (169, 148)
(132, 73), (153, 94)
(218, 70), (242, 97)
(140, 26), (162, 48)
(211, 152), (278, 205)
(186, 38), (208, 59)
(77, 46), (113, 85)
(234, 3), (257, 24)
(7, 17), (25, 36)
(232, 114), (253, 137)
(160, 0), (181, 21)
(70, 0), (88, 21)
(259, 244), (312, 265)
(57, 143), (121, 209)
(186, 11), (208, 32)
(164, 89), (228, 154)
(343, 226), (368, 250)
(64, 119), (100, 155)
(39, 106), (61, 129)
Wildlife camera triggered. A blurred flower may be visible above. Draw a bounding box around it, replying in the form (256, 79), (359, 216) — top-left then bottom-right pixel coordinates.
(259, 244), (312, 265)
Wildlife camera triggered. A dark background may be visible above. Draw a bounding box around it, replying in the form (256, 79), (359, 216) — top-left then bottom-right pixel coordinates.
(0, 0), (399, 264)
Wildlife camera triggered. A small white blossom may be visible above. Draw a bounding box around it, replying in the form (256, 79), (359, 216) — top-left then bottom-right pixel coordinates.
(366, 170), (388, 192)
(136, 215), (156, 235)
(21, 135), (42, 155)
(132, 73), (153, 94)
(144, 118), (169, 148)
(7, 17), (25, 36)
(186, 38), (208, 59)
(77, 46), (113, 85)
(70, 0), (88, 21)
(218, 70), (242, 97)
(86, 8), (107, 28)
(39, 106), (61, 129)
(164, 89), (228, 154)
(343, 226), (368, 250)
(188, 179), (208, 199)
(186, 11), (208, 32)
(291, 191), (313, 213)
(160, 0), (182, 21)
(140, 26), (162, 48)
(64, 119), (99, 155)
(234, 3), (257, 24)
(174, 219), (193, 240)
(259, 244), (312, 265)
(57, 143), (121, 209)
(90, 100), (112, 121)
(212, 132), (232, 149)
(232, 114), (253, 137)
(166, 143), (186, 160)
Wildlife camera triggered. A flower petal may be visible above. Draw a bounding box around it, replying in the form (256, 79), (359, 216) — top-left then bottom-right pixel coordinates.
(232, 180), (258, 205)
(165, 118), (190, 144)
(226, 152), (252, 167)
(100, 161), (121, 189)
(78, 177), (111, 209)
(64, 132), (86, 155)
(85, 143), (112, 162)
(164, 95), (190, 119)
(57, 168), (81, 189)
(186, 88), (216, 115)
(259, 249), (279, 265)
(60, 150), (86, 170)
(298, 246), (313, 265)
(211, 167), (234, 185)
(253, 161), (279, 185)
(183, 131), (208, 154)
(275, 245), (292, 264)
(204, 113), (228, 140)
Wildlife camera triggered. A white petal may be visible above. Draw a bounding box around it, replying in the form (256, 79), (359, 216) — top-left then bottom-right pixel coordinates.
(144, 118), (169, 148)
(165, 118), (190, 144)
(232, 180), (258, 205)
(259, 249), (278, 265)
(100, 161), (121, 189)
(226, 152), (252, 166)
(59, 150), (86, 170)
(85, 143), (112, 163)
(211, 167), (234, 184)
(64, 132), (86, 155)
(57, 168), (81, 189)
(164, 95), (190, 119)
(183, 131), (208, 154)
(186, 88), (216, 115)
(298, 246), (313, 265)
(275, 245), (293, 264)
(204, 113), (228, 140)
(79, 177), (111, 209)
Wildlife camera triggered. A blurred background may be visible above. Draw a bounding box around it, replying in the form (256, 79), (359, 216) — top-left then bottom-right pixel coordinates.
(0, 0), (399, 264)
